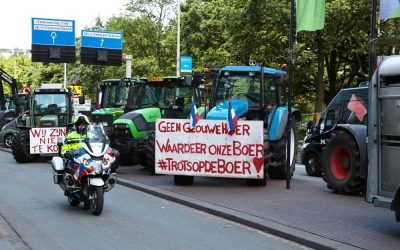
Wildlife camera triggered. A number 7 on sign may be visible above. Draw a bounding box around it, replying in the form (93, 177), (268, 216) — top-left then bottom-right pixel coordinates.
(100, 38), (104, 47)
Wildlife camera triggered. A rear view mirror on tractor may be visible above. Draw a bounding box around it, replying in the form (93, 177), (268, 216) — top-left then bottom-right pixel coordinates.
(274, 75), (284, 86)
(79, 94), (85, 104)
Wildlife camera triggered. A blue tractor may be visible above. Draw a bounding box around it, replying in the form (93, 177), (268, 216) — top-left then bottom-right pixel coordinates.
(206, 65), (301, 182)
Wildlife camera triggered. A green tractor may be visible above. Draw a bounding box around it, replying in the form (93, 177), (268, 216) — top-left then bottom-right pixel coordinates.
(112, 75), (204, 167)
(11, 84), (76, 163)
(91, 78), (139, 136)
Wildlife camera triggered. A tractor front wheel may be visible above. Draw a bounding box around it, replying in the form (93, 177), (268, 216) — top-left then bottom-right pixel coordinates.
(11, 130), (35, 163)
(268, 120), (297, 179)
(3, 133), (14, 148)
(305, 152), (322, 177)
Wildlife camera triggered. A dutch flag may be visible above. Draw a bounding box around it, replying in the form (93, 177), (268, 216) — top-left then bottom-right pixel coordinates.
(190, 101), (200, 128)
(228, 101), (238, 135)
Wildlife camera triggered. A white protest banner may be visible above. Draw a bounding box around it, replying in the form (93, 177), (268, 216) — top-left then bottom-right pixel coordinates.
(155, 119), (264, 179)
(30, 127), (66, 154)
(72, 97), (91, 112)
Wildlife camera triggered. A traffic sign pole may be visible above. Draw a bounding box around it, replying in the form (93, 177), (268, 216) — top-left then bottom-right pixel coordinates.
(125, 55), (132, 78)
(64, 63), (67, 89)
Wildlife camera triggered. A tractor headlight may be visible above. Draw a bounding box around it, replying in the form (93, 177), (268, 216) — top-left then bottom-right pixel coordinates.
(114, 124), (129, 129)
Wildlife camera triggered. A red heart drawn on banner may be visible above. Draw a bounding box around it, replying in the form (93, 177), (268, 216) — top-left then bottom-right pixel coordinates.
(253, 157), (264, 174)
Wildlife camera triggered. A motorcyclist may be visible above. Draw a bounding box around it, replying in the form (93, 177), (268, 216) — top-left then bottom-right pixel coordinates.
(59, 114), (116, 211)
(60, 114), (92, 158)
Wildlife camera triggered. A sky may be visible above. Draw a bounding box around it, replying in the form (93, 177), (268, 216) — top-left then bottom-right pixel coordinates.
(0, 0), (128, 52)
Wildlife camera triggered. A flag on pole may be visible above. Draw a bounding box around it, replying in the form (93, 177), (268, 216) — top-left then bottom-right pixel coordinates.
(296, 0), (326, 32)
(190, 101), (200, 128)
(380, 0), (400, 20)
(227, 101), (238, 136)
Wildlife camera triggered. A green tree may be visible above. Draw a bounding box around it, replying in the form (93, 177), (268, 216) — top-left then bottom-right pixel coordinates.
(126, 0), (177, 73)
(294, 0), (371, 118)
(1, 0), (399, 117)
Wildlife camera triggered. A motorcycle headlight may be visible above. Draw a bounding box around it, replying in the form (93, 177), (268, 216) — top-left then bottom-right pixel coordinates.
(91, 160), (103, 174)
(84, 158), (91, 167)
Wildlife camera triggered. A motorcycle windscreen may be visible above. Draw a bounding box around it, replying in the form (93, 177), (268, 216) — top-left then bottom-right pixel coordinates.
(84, 124), (110, 157)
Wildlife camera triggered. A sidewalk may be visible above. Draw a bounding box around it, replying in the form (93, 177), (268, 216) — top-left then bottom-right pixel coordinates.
(117, 175), (358, 250)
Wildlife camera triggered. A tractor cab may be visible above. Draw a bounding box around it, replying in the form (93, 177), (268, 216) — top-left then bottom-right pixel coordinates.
(92, 78), (139, 135)
(27, 84), (72, 128)
(112, 75), (204, 167)
(207, 66), (286, 121)
(135, 75), (200, 118)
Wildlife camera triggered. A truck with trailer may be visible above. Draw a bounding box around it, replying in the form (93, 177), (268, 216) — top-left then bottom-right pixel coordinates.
(321, 55), (400, 221)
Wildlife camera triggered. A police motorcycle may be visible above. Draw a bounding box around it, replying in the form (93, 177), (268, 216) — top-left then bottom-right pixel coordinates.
(51, 123), (119, 215)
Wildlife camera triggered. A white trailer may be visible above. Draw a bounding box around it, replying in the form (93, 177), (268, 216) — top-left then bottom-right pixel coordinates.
(367, 55), (400, 221)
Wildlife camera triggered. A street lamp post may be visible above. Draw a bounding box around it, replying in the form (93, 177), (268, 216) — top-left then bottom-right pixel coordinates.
(125, 55), (132, 78)
(176, 1), (181, 77)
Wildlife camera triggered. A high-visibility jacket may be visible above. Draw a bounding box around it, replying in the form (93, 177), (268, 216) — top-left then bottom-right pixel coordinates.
(60, 130), (90, 157)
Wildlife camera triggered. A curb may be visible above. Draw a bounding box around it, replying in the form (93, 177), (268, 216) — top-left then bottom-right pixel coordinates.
(0, 210), (29, 250)
(0, 147), (11, 153)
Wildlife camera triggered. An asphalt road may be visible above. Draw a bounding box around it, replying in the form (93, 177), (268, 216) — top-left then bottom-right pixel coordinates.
(0, 150), (309, 250)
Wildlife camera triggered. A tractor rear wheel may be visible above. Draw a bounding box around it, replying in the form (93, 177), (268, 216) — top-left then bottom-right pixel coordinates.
(12, 130), (35, 163)
(322, 129), (364, 194)
(119, 153), (135, 165)
(268, 120), (297, 179)
(174, 175), (194, 186)
(145, 132), (156, 174)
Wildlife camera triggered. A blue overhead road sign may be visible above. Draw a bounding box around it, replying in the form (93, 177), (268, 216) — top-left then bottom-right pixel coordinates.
(81, 30), (123, 50)
(32, 18), (75, 46)
(180, 56), (192, 73)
